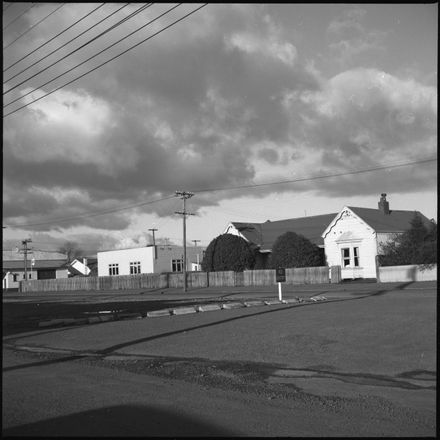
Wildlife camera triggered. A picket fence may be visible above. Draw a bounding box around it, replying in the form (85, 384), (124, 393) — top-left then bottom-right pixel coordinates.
(19, 266), (332, 293)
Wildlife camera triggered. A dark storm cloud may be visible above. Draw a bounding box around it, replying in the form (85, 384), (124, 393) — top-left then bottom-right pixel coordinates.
(2, 4), (437, 233)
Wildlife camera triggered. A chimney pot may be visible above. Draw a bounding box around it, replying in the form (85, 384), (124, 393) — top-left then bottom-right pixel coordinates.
(378, 193), (390, 215)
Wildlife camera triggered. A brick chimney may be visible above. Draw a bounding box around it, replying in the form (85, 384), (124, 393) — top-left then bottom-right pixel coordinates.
(378, 193), (390, 215)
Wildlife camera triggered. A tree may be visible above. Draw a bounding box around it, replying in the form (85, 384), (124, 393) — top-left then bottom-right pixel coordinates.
(269, 231), (324, 269)
(58, 241), (83, 262)
(201, 234), (256, 272)
(379, 214), (437, 267)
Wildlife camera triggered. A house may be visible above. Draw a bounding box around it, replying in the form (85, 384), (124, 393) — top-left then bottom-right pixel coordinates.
(2, 250), (69, 290)
(224, 213), (337, 268)
(97, 244), (205, 277)
(322, 194), (432, 280)
(224, 194), (432, 280)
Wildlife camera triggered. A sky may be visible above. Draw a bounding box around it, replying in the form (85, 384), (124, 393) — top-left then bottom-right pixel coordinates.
(2, 3), (438, 256)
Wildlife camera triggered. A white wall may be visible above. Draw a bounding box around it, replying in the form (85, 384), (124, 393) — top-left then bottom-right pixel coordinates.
(379, 265), (437, 282)
(323, 208), (378, 279)
(97, 247), (155, 277)
(55, 269), (69, 279)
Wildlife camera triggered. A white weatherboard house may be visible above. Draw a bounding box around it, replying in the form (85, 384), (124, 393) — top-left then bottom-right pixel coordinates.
(224, 194), (432, 280)
(322, 194), (432, 280)
(97, 245), (205, 277)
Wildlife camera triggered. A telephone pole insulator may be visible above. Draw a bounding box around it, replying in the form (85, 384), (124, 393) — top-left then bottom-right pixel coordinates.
(175, 191), (195, 292)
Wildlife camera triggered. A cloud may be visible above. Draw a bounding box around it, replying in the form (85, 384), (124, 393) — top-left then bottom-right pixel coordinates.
(282, 68), (437, 195)
(326, 7), (387, 66)
(2, 4), (437, 237)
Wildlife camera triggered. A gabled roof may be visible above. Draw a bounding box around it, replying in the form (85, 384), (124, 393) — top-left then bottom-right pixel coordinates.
(2, 260), (68, 271)
(2, 250), (67, 261)
(348, 207), (432, 233)
(231, 213), (337, 249)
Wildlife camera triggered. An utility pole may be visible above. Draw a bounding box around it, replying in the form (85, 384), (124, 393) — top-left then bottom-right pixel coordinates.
(148, 228), (158, 259)
(175, 191), (194, 292)
(20, 239), (32, 281)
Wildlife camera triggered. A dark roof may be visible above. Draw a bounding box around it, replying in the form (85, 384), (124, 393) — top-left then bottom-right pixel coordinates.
(232, 213), (337, 249)
(231, 207), (432, 251)
(348, 207), (432, 233)
(2, 259), (68, 271)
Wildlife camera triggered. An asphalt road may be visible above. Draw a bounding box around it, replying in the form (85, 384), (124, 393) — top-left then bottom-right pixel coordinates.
(3, 281), (437, 436)
(2, 281), (421, 335)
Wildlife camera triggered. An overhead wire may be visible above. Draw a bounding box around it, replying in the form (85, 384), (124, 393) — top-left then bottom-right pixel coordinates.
(3, 3), (13, 12)
(3, 3), (208, 117)
(4, 2), (146, 95)
(2, 2), (35, 30)
(191, 157), (438, 194)
(4, 3), (66, 50)
(4, 3), (126, 81)
(4, 3), (170, 102)
(6, 194), (177, 229)
(4, 3), (106, 74)
(4, 157), (436, 230)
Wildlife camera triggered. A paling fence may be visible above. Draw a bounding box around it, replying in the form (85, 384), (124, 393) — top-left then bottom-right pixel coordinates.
(19, 266), (331, 293)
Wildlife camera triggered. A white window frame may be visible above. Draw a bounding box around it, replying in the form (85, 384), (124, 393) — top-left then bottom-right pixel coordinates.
(341, 246), (361, 267)
(171, 259), (183, 272)
(108, 263), (119, 276)
(353, 247), (360, 267)
(341, 248), (350, 267)
(129, 261), (141, 275)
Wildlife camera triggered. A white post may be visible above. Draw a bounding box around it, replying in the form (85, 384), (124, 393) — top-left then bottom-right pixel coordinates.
(278, 282), (282, 301)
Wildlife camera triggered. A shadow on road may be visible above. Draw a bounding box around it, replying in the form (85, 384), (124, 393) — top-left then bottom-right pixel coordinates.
(3, 354), (86, 373)
(2, 404), (236, 437)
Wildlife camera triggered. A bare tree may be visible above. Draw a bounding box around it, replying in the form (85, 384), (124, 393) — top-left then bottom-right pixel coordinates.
(58, 241), (83, 262)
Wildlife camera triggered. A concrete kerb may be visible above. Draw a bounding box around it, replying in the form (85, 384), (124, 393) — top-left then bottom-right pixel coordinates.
(36, 295), (328, 328)
(172, 306), (198, 316)
(196, 304), (222, 312)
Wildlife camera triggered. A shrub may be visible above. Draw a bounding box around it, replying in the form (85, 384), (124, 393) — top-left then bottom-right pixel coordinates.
(379, 214), (437, 267)
(269, 231), (324, 269)
(201, 234), (256, 272)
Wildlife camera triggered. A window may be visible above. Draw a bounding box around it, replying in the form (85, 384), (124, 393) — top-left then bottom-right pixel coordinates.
(130, 261), (141, 274)
(172, 259), (183, 272)
(13, 274), (18, 282)
(353, 247), (360, 267)
(22, 273), (26, 279)
(108, 264), (119, 276)
(341, 248), (350, 267)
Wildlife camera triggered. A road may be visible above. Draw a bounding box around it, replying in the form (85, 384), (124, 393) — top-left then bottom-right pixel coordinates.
(3, 281), (437, 436)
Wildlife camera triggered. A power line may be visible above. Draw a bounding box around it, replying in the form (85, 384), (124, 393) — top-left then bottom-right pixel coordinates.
(3, 3), (14, 13)
(4, 3), (106, 74)
(4, 3), (66, 50)
(192, 157), (438, 194)
(3, 3), (208, 118)
(2, 3), (35, 30)
(4, 3), (151, 98)
(6, 194), (176, 229)
(3, 157), (436, 230)
(4, 3), (124, 81)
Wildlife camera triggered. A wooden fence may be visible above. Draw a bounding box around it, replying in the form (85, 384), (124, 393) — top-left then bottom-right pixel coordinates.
(19, 266), (331, 293)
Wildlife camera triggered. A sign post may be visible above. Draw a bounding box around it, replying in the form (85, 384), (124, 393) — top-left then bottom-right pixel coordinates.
(275, 267), (286, 301)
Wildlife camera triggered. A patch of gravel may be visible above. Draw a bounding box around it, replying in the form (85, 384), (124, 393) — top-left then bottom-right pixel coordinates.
(6, 347), (435, 434)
